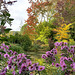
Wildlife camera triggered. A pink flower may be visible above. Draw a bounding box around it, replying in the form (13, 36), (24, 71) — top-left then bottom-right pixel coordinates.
(42, 54), (47, 59)
(61, 63), (67, 71)
(38, 66), (45, 71)
(52, 62), (54, 66)
(29, 66), (35, 71)
(55, 63), (60, 68)
(4, 54), (10, 58)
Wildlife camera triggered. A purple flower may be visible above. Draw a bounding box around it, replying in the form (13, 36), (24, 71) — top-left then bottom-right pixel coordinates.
(60, 60), (65, 66)
(14, 59), (17, 62)
(1, 67), (7, 73)
(38, 66), (45, 71)
(61, 63), (67, 71)
(32, 63), (39, 70)
(60, 57), (64, 61)
(9, 50), (13, 54)
(26, 59), (31, 62)
(61, 53), (64, 56)
(13, 51), (17, 55)
(53, 51), (57, 55)
(68, 58), (73, 62)
(70, 64), (73, 68)
(4, 67), (7, 72)
(33, 63), (38, 67)
(0, 52), (2, 56)
(21, 63), (27, 71)
(7, 58), (12, 65)
(12, 71), (16, 75)
(46, 51), (51, 55)
(52, 57), (56, 62)
(51, 48), (57, 55)
(26, 61), (32, 66)
(70, 49), (74, 54)
(61, 46), (64, 50)
(1, 43), (5, 47)
(0, 71), (6, 75)
(42, 54), (47, 59)
(64, 42), (67, 45)
(46, 51), (53, 58)
(54, 42), (60, 47)
(17, 54), (22, 60)
(60, 42), (64, 46)
(5, 45), (9, 49)
(73, 62), (75, 69)
(55, 63), (60, 68)
(61, 46), (69, 50)
(29, 66), (35, 71)
(8, 65), (12, 69)
(68, 49), (70, 52)
(52, 62), (54, 66)
(4, 48), (6, 52)
(64, 57), (68, 61)
(19, 69), (22, 74)
(1, 46), (4, 49)
(70, 46), (75, 49)
(18, 54), (22, 57)
(4, 54), (10, 58)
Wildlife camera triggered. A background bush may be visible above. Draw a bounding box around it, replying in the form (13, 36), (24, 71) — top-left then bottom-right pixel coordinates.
(9, 33), (32, 51)
(30, 43), (41, 51)
(9, 44), (24, 53)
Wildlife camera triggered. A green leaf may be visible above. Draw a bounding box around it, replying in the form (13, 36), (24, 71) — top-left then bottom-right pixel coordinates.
(0, 37), (8, 41)
(9, 18), (14, 21)
(4, 28), (12, 33)
(5, 42), (10, 45)
(0, 50), (6, 54)
(5, 11), (10, 17)
(1, 19), (6, 26)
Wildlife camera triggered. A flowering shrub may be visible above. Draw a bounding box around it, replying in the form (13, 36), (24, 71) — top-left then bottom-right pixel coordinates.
(42, 42), (75, 75)
(0, 43), (45, 75)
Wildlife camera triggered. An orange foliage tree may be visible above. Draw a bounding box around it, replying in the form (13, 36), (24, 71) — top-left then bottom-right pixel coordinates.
(23, 0), (53, 40)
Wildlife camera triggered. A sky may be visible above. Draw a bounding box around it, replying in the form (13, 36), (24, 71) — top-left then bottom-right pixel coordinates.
(5, 0), (31, 31)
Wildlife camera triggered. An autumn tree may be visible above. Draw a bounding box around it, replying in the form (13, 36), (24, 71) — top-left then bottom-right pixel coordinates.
(25, 0), (75, 41)
(53, 23), (72, 41)
(23, 0), (57, 40)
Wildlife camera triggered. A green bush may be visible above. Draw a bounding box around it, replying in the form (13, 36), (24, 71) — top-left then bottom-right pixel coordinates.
(9, 33), (32, 51)
(30, 43), (41, 51)
(9, 44), (24, 53)
(69, 39), (75, 45)
(19, 34), (32, 51)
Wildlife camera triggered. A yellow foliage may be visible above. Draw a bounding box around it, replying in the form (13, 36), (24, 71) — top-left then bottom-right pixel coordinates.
(53, 23), (72, 40)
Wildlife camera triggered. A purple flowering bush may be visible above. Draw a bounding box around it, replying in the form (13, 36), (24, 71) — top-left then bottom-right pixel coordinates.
(42, 42), (75, 75)
(0, 43), (45, 75)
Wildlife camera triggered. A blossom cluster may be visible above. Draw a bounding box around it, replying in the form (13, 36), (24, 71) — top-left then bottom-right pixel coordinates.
(42, 48), (57, 64)
(0, 43), (45, 75)
(42, 42), (75, 74)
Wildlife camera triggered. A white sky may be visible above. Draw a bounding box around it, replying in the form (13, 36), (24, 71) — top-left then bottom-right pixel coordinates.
(5, 0), (31, 31)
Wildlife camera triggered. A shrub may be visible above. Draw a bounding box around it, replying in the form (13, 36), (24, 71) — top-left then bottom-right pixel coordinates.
(9, 44), (24, 53)
(9, 33), (32, 51)
(48, 38), (54, 50)
(30, 43), (41, 51)
(20, 34), (32, 51)
(69, 39), (75, 45)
